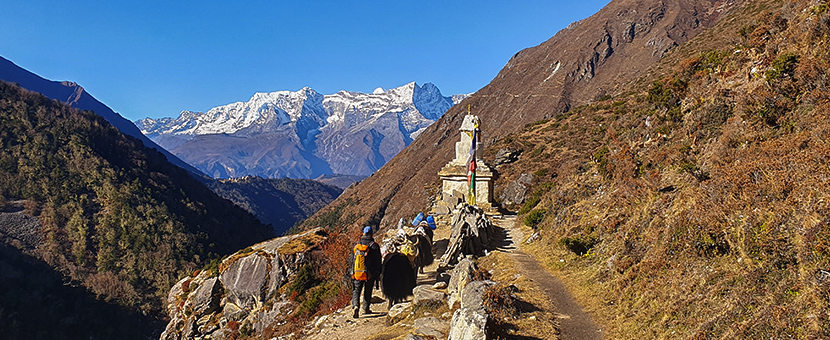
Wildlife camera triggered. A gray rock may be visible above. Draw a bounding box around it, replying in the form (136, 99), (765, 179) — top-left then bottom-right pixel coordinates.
(460, 280), (496, 310)
(413, 285), (445, 307)
(189, 277), (223, 316)
(222, 301), (248, 321)
(413, 316), (450, 338)
(434, 205), (451, 215)
(448, 280), (496, 340)
(449, 306), (489, 340)
(387, 302), (412, 325)
(500, 173), (533, 205)
(266, 255), (285, 301)
(493, 148), (521, 166)
(447, 258), (476, 309)
(220, 253), (270, 309)
(404, 334), (428, 340)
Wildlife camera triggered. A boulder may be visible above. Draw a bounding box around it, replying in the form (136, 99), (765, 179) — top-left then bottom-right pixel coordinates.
(412, 316), (450, 338)
(447, 258), (476, 309)
(500, 173), (533, 205)
(220, 253), (271, 309)
(413, 285), (445, 307)
(161, 228), (328, 340)
(189, 277), (222, 316)
(448, 280), (497, 340)
(493, 148), (521, 166)
(387, 302), (412, 325)
(434, 205), (451, 215)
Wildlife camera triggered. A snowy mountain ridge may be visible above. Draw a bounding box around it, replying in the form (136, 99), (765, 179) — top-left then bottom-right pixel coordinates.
(137, 82), (470, 179)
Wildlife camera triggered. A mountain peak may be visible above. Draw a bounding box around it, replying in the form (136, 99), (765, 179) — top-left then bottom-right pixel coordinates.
(139, 82), (461, 178)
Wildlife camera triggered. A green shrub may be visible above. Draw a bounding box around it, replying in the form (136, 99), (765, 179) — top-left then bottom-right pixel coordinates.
(766, 53), (799, 81)
(559, 234), (598, 255)
(288, 264), (319, 296)
(524, 119), (550, 130)
(524, 209), (547, 229)
(517, 195), (541, 215)
(295, 281), (341, 317)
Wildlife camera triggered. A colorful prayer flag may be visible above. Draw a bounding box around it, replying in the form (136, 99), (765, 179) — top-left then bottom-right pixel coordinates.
(467, 128), (477, 205)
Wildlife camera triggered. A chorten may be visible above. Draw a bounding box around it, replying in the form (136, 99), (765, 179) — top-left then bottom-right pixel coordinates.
(437, 113), (494, 211)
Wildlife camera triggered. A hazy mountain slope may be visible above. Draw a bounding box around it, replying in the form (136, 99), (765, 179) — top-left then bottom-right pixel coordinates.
(0, 81), (274, 333)
(301, 0), (748, 231)
(0, 56), (204, 177)
(205, 176), (342, 235)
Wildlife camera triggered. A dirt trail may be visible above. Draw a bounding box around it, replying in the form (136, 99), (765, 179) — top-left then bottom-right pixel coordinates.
(493, 215), (603, 340)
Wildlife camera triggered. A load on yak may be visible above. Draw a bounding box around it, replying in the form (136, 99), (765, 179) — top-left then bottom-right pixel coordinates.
(379, 216), (435, 308)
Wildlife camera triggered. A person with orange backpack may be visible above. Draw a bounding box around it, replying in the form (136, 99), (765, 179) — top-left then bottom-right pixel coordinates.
(352, 226), (381, 318)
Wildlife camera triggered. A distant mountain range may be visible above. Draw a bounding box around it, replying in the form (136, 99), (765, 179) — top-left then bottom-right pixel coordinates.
(137, 83), (468, 179)
(0, 56), (204, 177)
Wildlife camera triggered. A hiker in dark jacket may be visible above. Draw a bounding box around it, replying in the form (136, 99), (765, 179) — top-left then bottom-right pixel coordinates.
(351, 226), (382, 318)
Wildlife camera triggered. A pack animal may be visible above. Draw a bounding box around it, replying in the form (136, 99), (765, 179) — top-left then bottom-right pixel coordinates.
(380, 252), (417, 308)
(410, 233), (433, 274)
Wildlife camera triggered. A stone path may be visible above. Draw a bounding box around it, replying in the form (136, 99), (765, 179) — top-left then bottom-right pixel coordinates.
(493, 215), (604, 340)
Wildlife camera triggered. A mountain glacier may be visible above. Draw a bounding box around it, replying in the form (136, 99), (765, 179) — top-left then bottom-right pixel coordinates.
(138, 82), (468, 179)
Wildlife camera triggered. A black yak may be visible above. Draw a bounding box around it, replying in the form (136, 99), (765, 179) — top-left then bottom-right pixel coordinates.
(411, 234), (433, 274)
(380, 252), (417, 308)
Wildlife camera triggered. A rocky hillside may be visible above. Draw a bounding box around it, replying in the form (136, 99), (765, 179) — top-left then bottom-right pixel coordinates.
(0, 80), (275, 337)
(301, 0), (748, 231)
(138, 82), (466, 179)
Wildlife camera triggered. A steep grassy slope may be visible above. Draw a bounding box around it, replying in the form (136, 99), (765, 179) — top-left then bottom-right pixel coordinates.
(493, 0), (830, 337)
(0, 81), (274, 329)
(300, 0), (748, 233)
(297, 0), (830, 337)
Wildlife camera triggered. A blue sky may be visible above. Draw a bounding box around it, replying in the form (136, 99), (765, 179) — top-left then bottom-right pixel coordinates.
(1, 1), (609, 121)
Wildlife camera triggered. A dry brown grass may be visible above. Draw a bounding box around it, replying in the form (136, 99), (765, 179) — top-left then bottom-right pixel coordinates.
(499, 0), (830, 337)
(478, 250), (560, 339)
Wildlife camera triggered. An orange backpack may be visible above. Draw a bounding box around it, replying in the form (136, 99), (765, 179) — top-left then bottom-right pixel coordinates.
(353, 243), (370, 281)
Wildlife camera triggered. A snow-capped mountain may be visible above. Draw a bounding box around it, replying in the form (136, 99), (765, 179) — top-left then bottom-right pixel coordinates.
(137, 82), (469, 179)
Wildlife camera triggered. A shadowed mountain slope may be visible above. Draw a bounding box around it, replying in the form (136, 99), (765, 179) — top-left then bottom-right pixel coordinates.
(0, 80), (274, 337)
(0, 56), (204, 177)
(206, 176), (342, 235)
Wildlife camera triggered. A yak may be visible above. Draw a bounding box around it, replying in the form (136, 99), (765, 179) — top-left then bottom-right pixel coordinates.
(411, 233), (434, 274)
(380, 252), (417, 308)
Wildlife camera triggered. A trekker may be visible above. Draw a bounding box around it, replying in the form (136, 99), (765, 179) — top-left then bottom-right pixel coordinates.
(352, 226), (381, 318)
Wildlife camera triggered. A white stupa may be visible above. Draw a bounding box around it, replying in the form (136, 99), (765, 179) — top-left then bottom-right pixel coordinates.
(437, 114), (494, 211)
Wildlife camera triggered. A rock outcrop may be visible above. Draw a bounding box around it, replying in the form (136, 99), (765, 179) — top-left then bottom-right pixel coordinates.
(160, 228), (328, 340)
(448, 280), (497, 340)
(438, 204), (497, 268)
